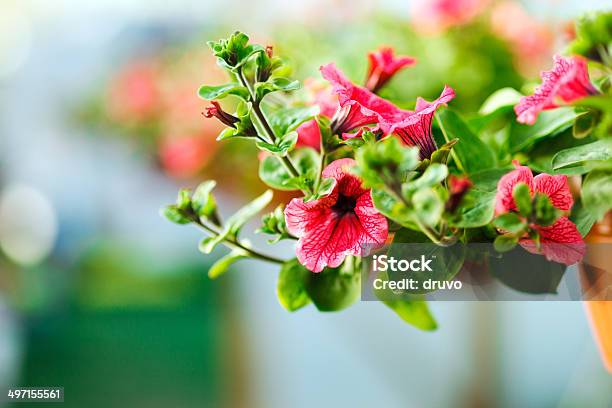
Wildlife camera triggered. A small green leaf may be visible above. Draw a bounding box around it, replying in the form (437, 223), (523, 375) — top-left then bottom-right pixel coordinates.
(198, 83), (249, 100)
(208, 249), (248, 279)
(176, 189), (191, 210)
(255, 77), (300, 99)
(410, 163), (448, 190)
(509, 107), (579, 152)
(192, 181), (217, 219)
(277, 259), (311, 311)
(533, 193), (561, 226)
(383, 298), (437, 331)
(569, 200), (598, 237)
(436, 109), (496, 174)
(305, 265), (360, 312)
(161, 205), (191, 224)
(493, 213), (525, 233)
(268, 106), (320, 136)
(582, 169), (612, 220)
(412, 188), (444, 227)
(479, 87), (523, 115)
(255, 131), (298, 156)
(494, 234), (519, 252)
(199, 235), (225, 254)
(208, 31), (264, 70)
(225, 190), (274, 238)
(552, 139), (612, 174)
(513, 183), (532, 218)
(259, 148), (318, 190)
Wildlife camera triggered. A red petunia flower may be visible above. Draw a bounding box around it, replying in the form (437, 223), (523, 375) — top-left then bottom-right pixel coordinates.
(494, 161), (585, 265)
(320, 63), (403, 137)
(365, 47), (416, 93)
(285, 158), (388, 272)
(514, 55), (598, 125)
(296, 119), (322, 151)
(382, 86), (455, 160)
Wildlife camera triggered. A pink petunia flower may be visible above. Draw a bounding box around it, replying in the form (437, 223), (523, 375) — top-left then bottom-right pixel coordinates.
(321, 63), (403, 137)
(382, 86), (455, 160)
(514, 55), (599, 125)
(365, 47), (416, 93)
(296, 119), (322, 151)
(494, 161), (585, 265)
(285, 158), (388, 272)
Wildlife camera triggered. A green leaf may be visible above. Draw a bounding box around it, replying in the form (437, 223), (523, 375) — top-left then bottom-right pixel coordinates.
(198, 83), (249, 100)
(513, 183), (532, 218)
(305, 266), (360, 312)
(566, 12), (612, 63)
(208, 31), (264, 70)
(199, 235), (225, 254)
(412, 188), (443, 227)
(259, 148), (318, 190)
(436, 109), (496, 174)
(161, 205), (191, 225)
(192, 181), (218, 219)
(208, 249), (248, 279)
(552, 139), (612, 174)
(509, 107), (579, 152)
(383, 299), (437, 331)
(255, 77), (300, 100)
(493, 213), (525, 233)
(408, 163), (448, 191)
(533, 193), (561, 226)
(479, 87), (523, 115)
(354, 137), (420, 189)
(573, 111), (596, 138)
(569, 200), (598, 237)
(494, 234), (519, 252)
(371, 189), (417, 229)
(449, 167), (511, 228)
(268, 106), (320, 136)
(176, 189), (191, 210)
(277, 259), (311, 311)
(489, 246), (566, 293)
(255, 131), (298, 156)
(225, 190), (274, 238)
(582, 169), (612, 220)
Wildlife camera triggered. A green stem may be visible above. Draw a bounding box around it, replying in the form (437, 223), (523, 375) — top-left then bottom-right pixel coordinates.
(237, 67), (303, 183)
(194, 219), (286, 265)
(314, 151), (327, 192)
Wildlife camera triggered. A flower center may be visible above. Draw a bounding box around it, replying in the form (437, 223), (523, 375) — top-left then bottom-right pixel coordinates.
(333, 194), (357, 214)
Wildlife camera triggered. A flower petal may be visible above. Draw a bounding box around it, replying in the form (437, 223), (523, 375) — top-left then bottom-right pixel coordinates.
(520, 217), (585, 265)
(296, 119), (322, 151)
(284, 192), (338, 237)
(366, 47), (416, 92)
(383, 86), (455, 160)
(514, 55), (598, 125)
(533, 173), (573, 211)
(322, 158), (365, 198)
(494, 161), (534, 214)
(321, 63), (406, 133)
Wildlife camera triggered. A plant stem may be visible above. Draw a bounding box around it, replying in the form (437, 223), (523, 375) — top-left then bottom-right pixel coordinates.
(314, 151), (327, 192)
(193, 218), (286, 265)
(236, 67), (303, 183)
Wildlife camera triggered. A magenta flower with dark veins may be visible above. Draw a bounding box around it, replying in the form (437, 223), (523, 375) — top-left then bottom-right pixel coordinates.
(285, 159), (388, 272)
(495, 161), (585, 265)
(382, 86), (455, 160)
(514, 55), (599, 125)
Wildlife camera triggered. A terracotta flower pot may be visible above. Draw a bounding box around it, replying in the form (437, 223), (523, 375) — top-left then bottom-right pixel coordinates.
(580, 212), (612, 373)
